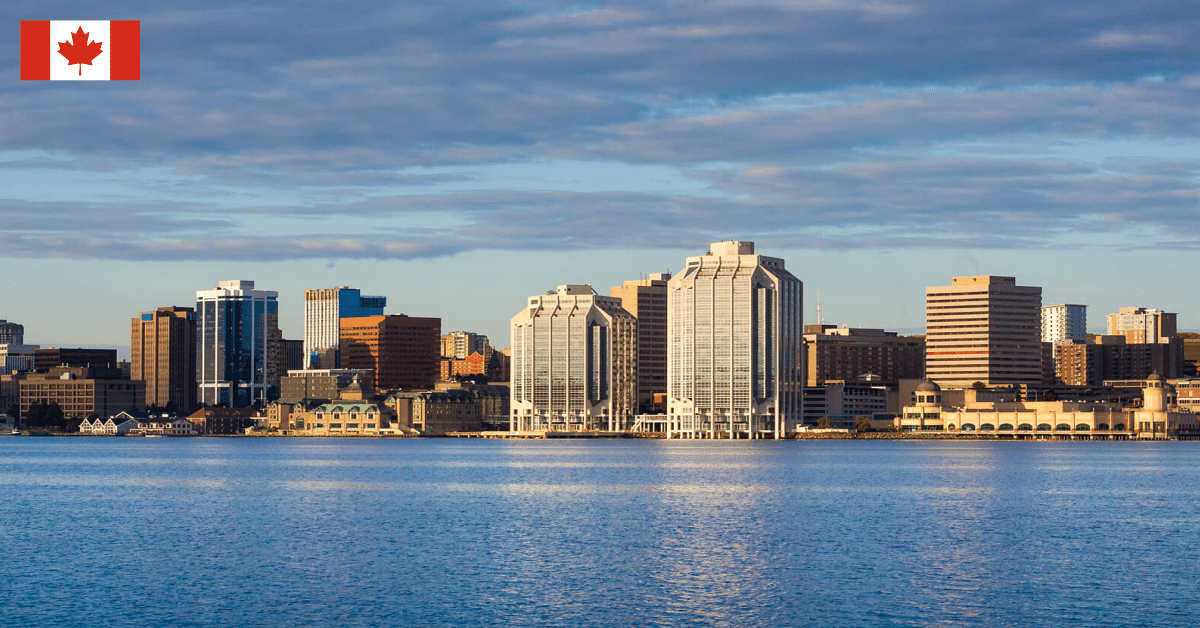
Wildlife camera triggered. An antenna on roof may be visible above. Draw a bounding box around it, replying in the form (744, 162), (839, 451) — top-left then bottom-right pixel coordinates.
(816, 291), (825, 326)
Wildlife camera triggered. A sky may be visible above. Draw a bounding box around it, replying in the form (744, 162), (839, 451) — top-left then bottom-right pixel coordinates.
(3, 0), (1199, 353)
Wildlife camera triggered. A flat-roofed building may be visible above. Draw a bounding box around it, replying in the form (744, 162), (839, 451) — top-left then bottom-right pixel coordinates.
(196, 280), (279, 407)
(510, 284), (637, 432)
(925, 276), (1042, 388)
(304, 287), (386, 368)
(1042, 303), (1087, 343)
(0, 320), (24, 345)
(803, 325), (924, 387)
(131, 306), (196, 412)
(340, 315), (440, 392)
(20, 367), (144, 419)
(1056, 336), (1184, 385)
(1108, 307), (1176, 344)
(667, 241), (803, 439)
(0, 344), (38, 375)
(34, 348), (118, 372)
(279, 368), (373, 402)
(610, 272), (671, 411)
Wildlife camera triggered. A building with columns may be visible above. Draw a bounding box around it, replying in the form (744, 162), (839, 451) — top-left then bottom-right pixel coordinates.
(510, 285), (637, 432)
(666, 241), (803, 439)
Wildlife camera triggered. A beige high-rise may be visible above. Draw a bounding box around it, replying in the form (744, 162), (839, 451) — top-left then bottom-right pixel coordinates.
(1107, 307), (1177, 344)
(925, 276), (1042, 388)
(131, 306), (196, 412)
(610, 272), (670, 409)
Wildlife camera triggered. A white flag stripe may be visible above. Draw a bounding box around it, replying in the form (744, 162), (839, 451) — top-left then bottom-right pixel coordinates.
(49, 20), (110, 81)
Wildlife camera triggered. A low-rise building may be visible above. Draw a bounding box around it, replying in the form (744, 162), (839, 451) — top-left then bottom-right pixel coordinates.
(897, 375), (1198, 439)
(79, 413), (141, 435)
(133, 416), (197, 436)
(19, 368), (144, 419)
(187, 407), (255, 435)
(306, 400), (400, 436)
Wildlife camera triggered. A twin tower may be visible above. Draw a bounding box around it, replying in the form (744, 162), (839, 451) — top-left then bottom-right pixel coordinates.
(510, 241), (804, 439)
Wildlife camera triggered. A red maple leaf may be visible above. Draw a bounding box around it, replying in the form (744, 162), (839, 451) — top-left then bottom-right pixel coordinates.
(58, 27), (104, 76)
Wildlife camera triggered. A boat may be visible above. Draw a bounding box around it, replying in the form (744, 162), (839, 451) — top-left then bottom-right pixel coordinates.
(144, 434), (165, 438)
(9, 429), (18, 436)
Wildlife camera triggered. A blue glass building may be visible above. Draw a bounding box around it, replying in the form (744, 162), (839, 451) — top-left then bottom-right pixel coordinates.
(196, 280), (279, 407)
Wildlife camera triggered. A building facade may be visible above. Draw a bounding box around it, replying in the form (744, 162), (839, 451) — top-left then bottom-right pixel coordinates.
(196, 280), (279, 407)
(20, 368), (144, 420)
(0, 344), (38, 375)
(1055, 336), (1184, 385)
(34, 348), (117, 372)
(131, 306), (197, 412)
(803, 325), (924, 386)
(303, 287), (386, 368)
(666, 241), (803, 439)
(440, 331), (491, 360)
(340, 315), (441, 392)
(925, 276), (1043, 388)
(0, 320), (24, 345)
(510, 285), (637, 432)
(1108, 307), (1176, 344)
(610, 272), (671, 410)
(1041, 303), (1087, 344)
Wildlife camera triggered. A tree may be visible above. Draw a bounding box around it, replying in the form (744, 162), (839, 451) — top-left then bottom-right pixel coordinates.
(854, 416), (872, 432)
(24, 402), (65, 429)
(971, 381), (987, 391)
(817, 416), (832, 429)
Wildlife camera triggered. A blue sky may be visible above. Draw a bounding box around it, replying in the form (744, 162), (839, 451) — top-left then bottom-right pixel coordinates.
(4, 0), (1199, 351)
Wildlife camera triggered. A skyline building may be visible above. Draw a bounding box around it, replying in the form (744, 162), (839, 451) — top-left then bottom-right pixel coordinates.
(1107, 307), (1177, 344)
(196, 280), (279, 407)
(610, 272), (671, 411)
(131, 306), (197, 412)
(303, 287), (387, 368)
(441, 331), (491, 360)
(666, 241), (803, 439)
(509, 285), (637, 432)
(0, 320), (24, 345)
(340, 314), (441, 392)
(803, 324), (924, 387)
(1041, 303), (1087, 344)
(925, 275), (1043, 388)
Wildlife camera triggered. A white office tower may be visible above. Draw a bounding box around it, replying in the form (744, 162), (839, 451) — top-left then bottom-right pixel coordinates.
(1041, 303), (1087, 343)
(510, 285), (637, 432)
(667, 241), (804, 439)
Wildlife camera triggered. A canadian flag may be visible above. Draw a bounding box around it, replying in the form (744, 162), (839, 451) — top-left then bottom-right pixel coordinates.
(21, 20), (140, 80)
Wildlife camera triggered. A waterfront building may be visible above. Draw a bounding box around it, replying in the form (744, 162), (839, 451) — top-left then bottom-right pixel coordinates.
(803, 325), (924, 386)
(196, 280), (279, 407)
(388, 388), (483, 435)
(610, 273), (671, 411)
(0, 344), (38, 375)
(925, 276), (1042, 388)
(304, 287), (386, 368)
(666, 241), (803, 439)
(0, 320), (24, 345)
(509, 285), (637, 432)
(1108, 307), (1176, 344)
(896, 375), (1197, 439)
(1041, 303), (1087, 343)
(131, 306), (197, 412)
(340, 315), (440, 392)
(802, 381), (890, 425)
(79, 414), (140, 435)
(187, 406), (255, 435)
(19, 367), (144, 420)
(131, 416), (196, 436)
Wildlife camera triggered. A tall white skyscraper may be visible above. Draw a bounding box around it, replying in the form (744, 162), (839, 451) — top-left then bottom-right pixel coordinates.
(510, 285), (637, 432)
(1041, 303), (1087, 343)
(196, 280), (279, 407)
(667, 241), (803, 439)
(303, 287), (386, 367)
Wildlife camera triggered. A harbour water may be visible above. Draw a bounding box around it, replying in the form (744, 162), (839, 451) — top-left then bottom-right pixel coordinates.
(3, 438), (1199, 627)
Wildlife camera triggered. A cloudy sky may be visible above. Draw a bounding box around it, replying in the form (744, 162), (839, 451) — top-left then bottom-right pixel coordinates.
(4, 0), (1199, 350)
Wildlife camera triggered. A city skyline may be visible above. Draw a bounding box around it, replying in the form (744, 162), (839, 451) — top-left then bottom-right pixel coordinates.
(4, 1), (1199, 350)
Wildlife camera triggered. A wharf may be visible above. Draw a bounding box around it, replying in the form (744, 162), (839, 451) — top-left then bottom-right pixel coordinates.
(447, 430), (631, 439)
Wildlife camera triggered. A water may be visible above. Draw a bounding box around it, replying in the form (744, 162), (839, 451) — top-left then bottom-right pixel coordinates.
(2, 438), (1199, 627)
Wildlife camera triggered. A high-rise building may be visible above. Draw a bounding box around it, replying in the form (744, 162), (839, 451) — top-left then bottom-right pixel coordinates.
(803, 325), (924, 386)
(1042, 303), (1087, 343)
(510, 285), (637, 432)
(0, 344), (38, 375)
(304, 287), (386, 367)
(340, 314), (440, 392)
(196, 280), (279, 407)
(1056, 336), (1184, 386)
(0, 320), (24, 345)
(1107, 307), (1177, 344)
(440, 331), (491, 360)
(925, 276), (1042, 388)
(610, 272), (671, 410)
(131, 306), (197, 412)
(666, 241), (803, 439)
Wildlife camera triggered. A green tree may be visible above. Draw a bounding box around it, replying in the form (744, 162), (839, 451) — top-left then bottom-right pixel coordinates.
(854, 416), (872, 432)
(817, 416), (832, 429)
(971, 381), (987, 391)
